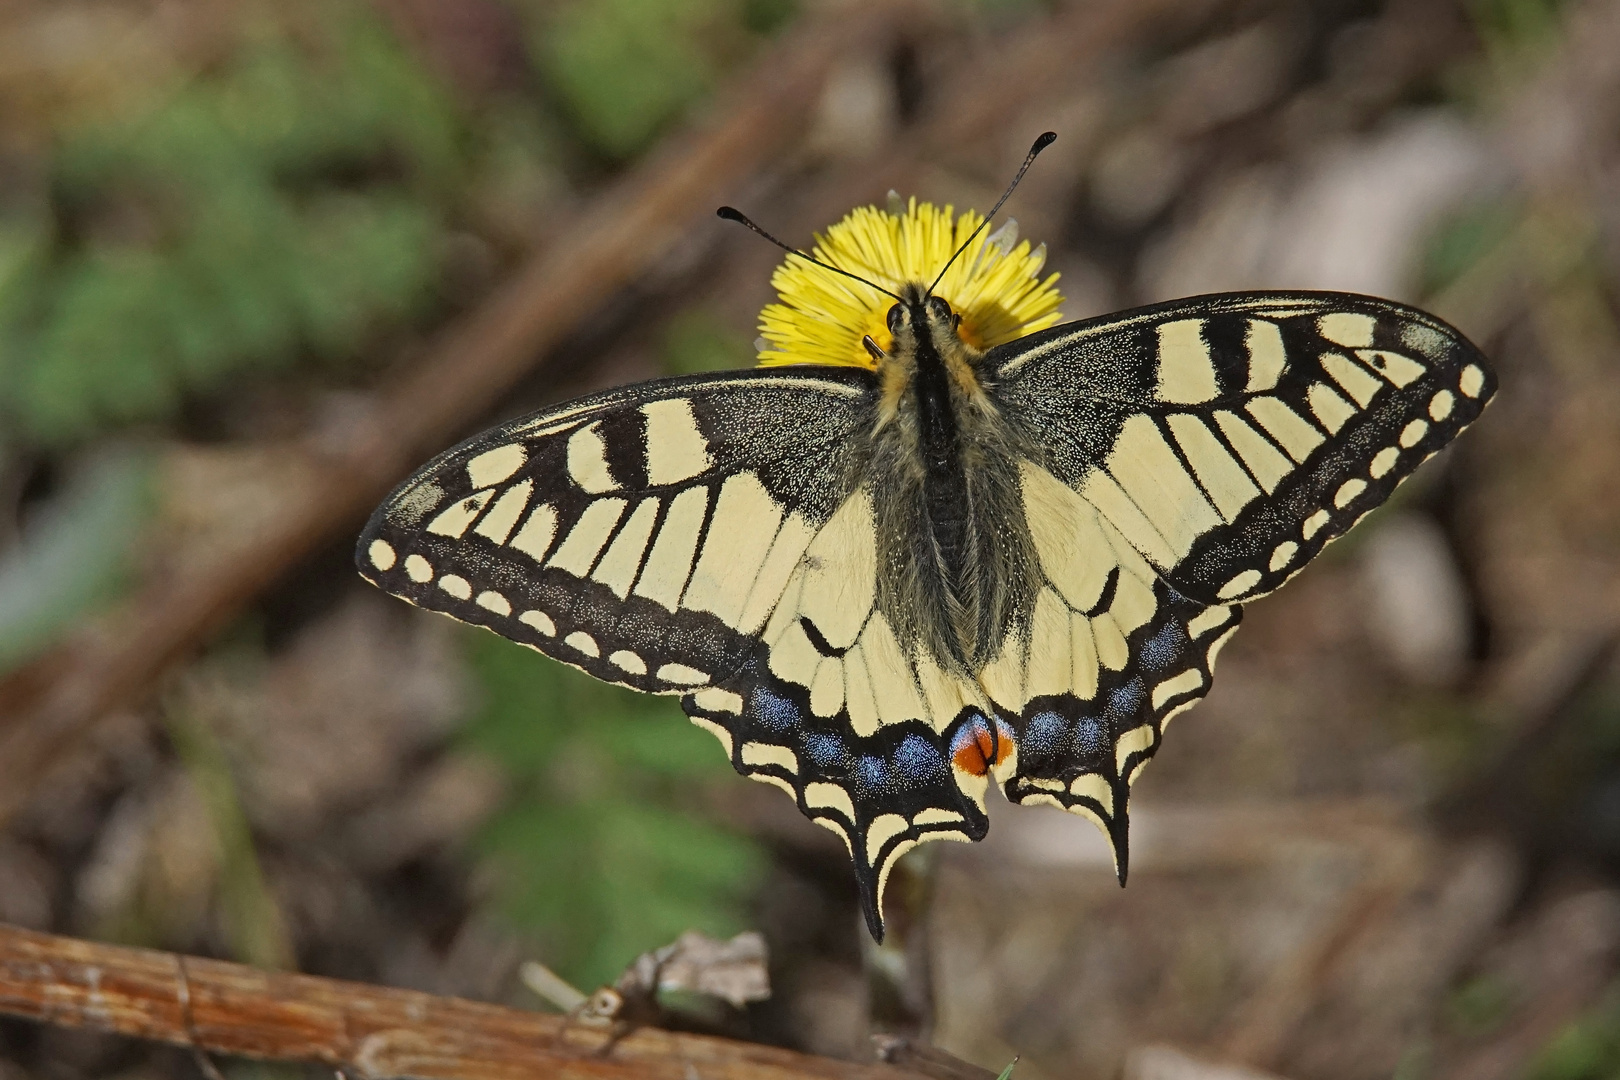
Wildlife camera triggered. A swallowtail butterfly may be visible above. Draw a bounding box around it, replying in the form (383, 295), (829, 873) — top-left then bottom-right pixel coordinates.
(357, 135), (1494, 940)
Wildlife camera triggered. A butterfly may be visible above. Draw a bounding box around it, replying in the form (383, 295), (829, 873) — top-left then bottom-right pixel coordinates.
(357, 135), (1494, 940)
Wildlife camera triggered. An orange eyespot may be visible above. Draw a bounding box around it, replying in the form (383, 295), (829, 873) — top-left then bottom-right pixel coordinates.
(950, 715), (1015, 776)
(952, 727), (991, 775)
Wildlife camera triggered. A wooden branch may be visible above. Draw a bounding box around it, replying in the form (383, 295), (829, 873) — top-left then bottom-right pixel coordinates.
(0, 925), (931, 1080)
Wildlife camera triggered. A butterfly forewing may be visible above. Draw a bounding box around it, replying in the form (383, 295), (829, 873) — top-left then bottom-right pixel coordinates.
(358, 368), (872, 694)
(990, 292), (1493, 605)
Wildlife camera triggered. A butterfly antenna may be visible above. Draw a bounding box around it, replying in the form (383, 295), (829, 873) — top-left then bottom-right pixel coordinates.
(717, 206), (903, 302)
(927, 131), (1056, 297)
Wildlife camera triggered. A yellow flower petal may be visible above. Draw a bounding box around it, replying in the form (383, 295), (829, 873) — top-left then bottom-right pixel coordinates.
(756, 198), (1064, 369)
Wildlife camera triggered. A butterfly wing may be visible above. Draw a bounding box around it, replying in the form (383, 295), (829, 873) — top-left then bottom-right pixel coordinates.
(981, 291), (1492, 864)
(364, 367), (992, 941)
(975, 454), (1243, 878)
(991, 292), (1493, 601)
(358, 367), (874, 694)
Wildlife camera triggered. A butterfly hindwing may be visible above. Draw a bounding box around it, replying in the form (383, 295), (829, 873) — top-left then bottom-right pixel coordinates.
(992, 575), (1241, 877)
(681, 482), (1006, 939)
(988, 292), (1495, 605)
(940, 452), (1243, 876)
(358, 368), (873, 694)
(683, 652), (996, 941)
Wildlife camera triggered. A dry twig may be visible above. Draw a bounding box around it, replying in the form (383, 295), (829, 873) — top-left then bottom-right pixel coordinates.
(871, 1035), (1001, 1080)
(0, 924), (933, 1080)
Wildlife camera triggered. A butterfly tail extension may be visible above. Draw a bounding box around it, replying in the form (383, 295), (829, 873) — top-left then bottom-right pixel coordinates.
(681, 655), (1000, 942)
(999, 582), (1241, 880)
(1115, 807), (1130, 886)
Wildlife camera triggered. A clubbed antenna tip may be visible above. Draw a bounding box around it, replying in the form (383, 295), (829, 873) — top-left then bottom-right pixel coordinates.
(927, 131), (1057, 296)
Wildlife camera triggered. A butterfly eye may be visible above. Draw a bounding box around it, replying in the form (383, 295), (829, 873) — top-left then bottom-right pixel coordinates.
(928, 296), (952, 321)
(886, 304), (904, 334)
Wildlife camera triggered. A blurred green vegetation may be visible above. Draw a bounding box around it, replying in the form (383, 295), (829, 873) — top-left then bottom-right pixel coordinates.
(167, 705), (295, 972)
(1444, 974), (1516, 1039)
(524, 0), (795, 160)
(0, 451), (153, 670)
(662, 307), (756, 375)
(460, 632), (764, 990)
(0, 0), (798, 446)
(1526, 984), (1620, 1080)
(1466, 0), (1569, 60)
(0, 6), (466, 444)
(1421, 198), (1523, 296)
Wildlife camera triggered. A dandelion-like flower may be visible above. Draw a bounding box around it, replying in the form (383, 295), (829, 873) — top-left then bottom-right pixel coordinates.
(756, 196), (1064, 369)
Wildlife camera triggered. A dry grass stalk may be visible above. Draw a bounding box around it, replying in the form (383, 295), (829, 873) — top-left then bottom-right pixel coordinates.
(0, 924), (938, 1080)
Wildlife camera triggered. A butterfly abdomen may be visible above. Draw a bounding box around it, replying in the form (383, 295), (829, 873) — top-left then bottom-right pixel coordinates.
(912, 322), (973, 636)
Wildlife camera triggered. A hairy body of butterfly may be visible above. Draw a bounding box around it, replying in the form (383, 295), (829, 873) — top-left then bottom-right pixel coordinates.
(868, 283), (1038, 675)
(358, 288), (1493, 941)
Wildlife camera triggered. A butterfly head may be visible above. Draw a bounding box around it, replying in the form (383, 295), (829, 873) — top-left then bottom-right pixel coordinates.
(873, 283), (994, 429)
(885, 283), (964, 355)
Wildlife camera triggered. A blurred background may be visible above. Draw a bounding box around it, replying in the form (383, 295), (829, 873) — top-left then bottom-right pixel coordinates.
(0, 0), (1616, 1077)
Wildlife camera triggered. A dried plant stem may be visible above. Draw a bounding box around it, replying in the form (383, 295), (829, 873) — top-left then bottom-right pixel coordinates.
(0, 924), (931, 1080)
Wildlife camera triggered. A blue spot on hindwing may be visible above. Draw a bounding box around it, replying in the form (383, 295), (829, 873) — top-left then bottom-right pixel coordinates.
(894, 734), (946, 785)
(750, 684), (802, 732)
(854, 755), (893, 798)
(1024, 711), (1065, 760)
(802, 730), (848, 770)
(1072, 714), (1106, 757)
(1104, 678), (1146, 726)
(1141, 622), (1187, 672)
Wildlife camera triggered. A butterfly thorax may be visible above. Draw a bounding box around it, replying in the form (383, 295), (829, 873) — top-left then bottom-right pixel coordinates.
(865, 285), (1039, 675)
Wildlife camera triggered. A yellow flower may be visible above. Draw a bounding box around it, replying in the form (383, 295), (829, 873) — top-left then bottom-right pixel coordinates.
(756, 197), (1064, 369)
